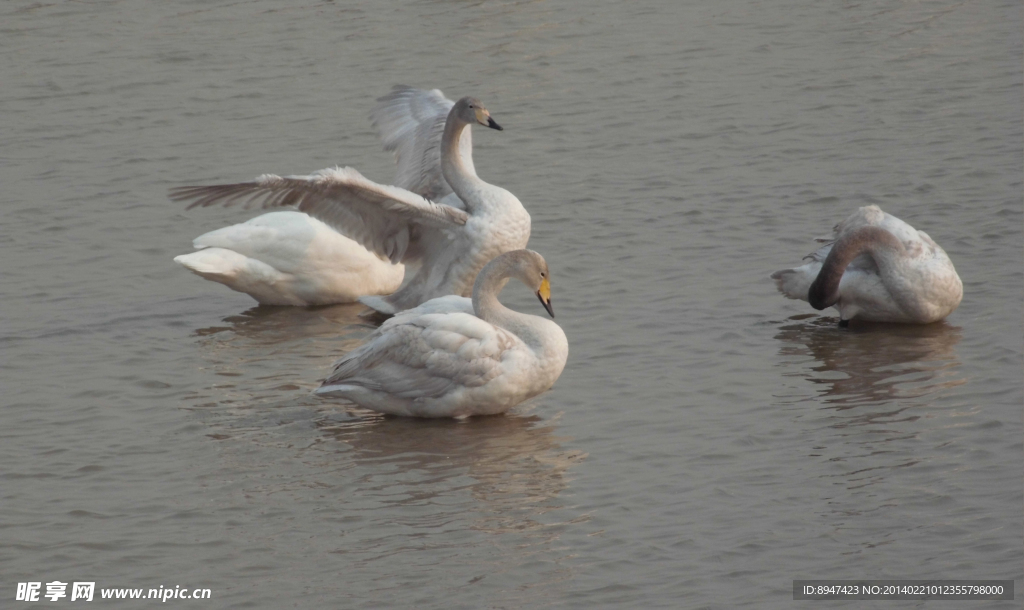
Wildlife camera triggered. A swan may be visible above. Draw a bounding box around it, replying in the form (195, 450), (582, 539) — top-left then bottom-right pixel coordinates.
(316, 250), (569, 418)
(174, 211), (404, 306)
(771, 205), (963, 325)
(170, 87), (531, 315)
(171, 86), (466, 307)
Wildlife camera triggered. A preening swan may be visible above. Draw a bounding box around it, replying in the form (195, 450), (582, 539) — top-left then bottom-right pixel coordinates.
(170, 86), (530, 315)
(174, 211), (403, 306)
(771, 205), (962, 325)
(316, 250), (569, 418)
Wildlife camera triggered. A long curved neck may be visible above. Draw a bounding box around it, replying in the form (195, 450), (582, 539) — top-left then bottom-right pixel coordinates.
(441, 112), (484, 210)
(472, 261), (546, 351)
(808, 226), (906, 310)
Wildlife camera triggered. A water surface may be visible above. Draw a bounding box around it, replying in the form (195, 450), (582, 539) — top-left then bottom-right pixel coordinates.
(2, 0), (1021, 607)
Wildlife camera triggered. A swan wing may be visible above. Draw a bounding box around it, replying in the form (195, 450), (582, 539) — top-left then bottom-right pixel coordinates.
(323, 312), (514, 400)
(369, 85), (474, 205)
(169, 167), (468, 264)
(388, 295), (475, 321)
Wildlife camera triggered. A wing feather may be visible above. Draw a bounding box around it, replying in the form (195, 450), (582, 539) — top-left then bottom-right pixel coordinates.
(323, 312), (513, 400)
(169, 167), (467, 264)
(369, 85), (474, 203)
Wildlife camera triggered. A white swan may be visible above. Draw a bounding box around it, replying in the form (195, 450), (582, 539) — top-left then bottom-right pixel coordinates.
(771, 205), (963, 325)
(174, 211), (403, 306)
(171, 87), (463, 307)
(316, 250), (569, 418)
(170, 87), (530, 315)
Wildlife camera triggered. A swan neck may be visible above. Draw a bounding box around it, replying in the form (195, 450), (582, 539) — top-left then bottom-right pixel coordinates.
(441, 113), (481, 206)
(472, 260), (546, 350)
(472, 258), (514, 327)
(808, 226), (906, 310)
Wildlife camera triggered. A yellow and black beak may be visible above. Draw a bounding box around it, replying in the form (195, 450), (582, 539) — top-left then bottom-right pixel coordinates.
(536, 278), (554, 318)
(475, 108), (503, 131)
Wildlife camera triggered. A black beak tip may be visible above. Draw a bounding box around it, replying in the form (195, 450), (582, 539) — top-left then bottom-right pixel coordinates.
(537, 293), (554, 318)
(487, 117), (503, 131)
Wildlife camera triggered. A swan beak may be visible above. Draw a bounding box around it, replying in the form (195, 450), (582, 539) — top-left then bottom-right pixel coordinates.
(536, 278), (554, 318)
(476, 108), (503, 131)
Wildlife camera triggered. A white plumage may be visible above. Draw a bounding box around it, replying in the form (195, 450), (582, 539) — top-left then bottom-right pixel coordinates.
(316, 250), (568, 418)
(173, 211), (403, 307)
(171, 86), (530, 315)
(771, 205), (963, 324)
(369, 86), (476, 203)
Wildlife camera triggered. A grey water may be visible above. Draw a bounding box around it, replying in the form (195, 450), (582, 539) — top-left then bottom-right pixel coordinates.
(2, 0), (1021, 607)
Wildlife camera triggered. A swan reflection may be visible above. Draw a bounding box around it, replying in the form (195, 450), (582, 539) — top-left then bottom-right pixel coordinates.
(775, 314), (965, 412)
(194, 302), (375, 343)
(774, 314), (969, 521)
(317, 410), (587, 536)
(186, 303), (377, 416)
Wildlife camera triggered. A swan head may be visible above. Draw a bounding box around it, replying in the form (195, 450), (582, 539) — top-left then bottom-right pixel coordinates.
(455, 96), (503, 131)
(474, 250), (555, 318)
(511, 250), (554, 318)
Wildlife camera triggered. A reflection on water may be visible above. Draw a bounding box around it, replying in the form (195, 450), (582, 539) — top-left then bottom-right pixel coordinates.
(307, 411), (588, 599)
(185, 303), (376, 410)
(319, 412), (588, 536)
(770, 311), (978, 556)
(775, 314), (965, 413)
(194, 302), (375, 343)
(774, 314), (970, 527)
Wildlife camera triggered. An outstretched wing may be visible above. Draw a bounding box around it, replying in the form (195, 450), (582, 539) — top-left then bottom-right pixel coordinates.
(369, 85), (474, 203)
(169, 166), (467, 264)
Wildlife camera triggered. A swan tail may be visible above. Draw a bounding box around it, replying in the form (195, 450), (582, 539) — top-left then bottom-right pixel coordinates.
(315, 383), (419, 416)
(314, 383), (359, 397)
(770, 266), (817, 302)
(174, 249), (249, 281)
(175, 248), (308, 305)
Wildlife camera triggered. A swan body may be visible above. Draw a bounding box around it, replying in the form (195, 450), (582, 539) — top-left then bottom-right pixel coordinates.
(771, 205), (962, 324)
(171, 86), (531, 315)
(174, 211), (404, 306)
(316, 250), (568, 418)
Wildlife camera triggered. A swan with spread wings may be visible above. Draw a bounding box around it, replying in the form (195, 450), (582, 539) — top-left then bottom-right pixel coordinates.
(171, 86), (531, 315)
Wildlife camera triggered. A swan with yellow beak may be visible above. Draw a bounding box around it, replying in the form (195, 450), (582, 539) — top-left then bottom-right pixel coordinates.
(317, 250), (568, 418)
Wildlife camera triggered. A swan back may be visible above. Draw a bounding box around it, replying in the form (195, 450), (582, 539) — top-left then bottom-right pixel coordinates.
(175, 211), (404, 306)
